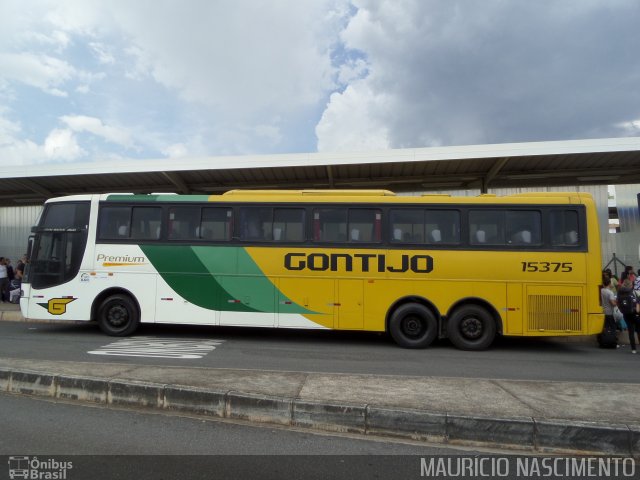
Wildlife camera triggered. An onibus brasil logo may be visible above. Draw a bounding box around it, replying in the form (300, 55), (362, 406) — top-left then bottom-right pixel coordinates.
(8, 456), (72, 479)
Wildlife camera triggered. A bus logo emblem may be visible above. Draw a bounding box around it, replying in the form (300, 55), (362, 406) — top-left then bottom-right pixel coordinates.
(8, 456), (29, 479)
(37, 298), (76, 315)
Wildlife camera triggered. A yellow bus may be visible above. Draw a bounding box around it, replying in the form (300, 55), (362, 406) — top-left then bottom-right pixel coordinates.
(21, 189), (603, 350)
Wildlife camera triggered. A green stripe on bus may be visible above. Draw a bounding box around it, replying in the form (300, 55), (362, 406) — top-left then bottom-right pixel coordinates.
(140, 245), (259, 312)
(140, 245), (313, 314)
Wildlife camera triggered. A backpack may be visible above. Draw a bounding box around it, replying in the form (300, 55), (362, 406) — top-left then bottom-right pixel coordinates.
(617, 293), (636, 315)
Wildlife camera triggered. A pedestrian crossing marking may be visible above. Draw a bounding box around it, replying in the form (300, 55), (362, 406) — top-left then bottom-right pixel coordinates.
(87, 336), (224, 359)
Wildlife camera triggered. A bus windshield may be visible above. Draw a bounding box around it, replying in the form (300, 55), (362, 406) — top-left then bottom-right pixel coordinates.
(27, 202), (90, 289)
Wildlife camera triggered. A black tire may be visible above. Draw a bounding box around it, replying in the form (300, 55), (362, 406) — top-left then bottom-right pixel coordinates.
(447, 305), (496, 350)
(97, 294), (140, 336)
(389, 303), (438, 348)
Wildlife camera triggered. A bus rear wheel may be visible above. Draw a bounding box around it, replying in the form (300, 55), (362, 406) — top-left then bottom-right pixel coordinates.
(447, 305), (496, 350)
(97, 294), (140, 336)
(389, 303), (438, 348)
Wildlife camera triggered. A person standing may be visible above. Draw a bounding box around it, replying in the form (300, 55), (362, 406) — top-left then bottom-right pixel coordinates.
(625, 266), (636, 285)
(600, 277), (619, 348)
(9, 264), (23, 304)
(603, 272), (617, 295)
(0, 258), (8, 303)
(16, 255), (26, 272)
(6, 258), (13, 277)
(604, 269), (618, 292)
(617, 278), (639, 354)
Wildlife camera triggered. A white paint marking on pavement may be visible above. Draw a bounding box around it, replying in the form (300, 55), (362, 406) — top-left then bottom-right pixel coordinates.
(87, 336), (224, 359)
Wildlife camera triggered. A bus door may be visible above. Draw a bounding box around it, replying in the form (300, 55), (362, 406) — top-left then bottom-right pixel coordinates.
(337, 279), (364, 329)
(505, 283), (523, 335)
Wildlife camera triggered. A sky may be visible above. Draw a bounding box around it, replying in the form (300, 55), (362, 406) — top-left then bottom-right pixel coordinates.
(1, 0), (639, 166)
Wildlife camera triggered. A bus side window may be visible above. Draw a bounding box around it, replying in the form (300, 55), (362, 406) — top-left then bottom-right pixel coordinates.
(348, 209), (381, 243)
(131, 207), (162, 240)
(98, 206), (131, 240)
(273, 208), (305, 242)
(425, 209), (460, 244)
(169, 207), (200, 240)
(201, 208), (232, 241)
(389, 209), (424, 244)
(469, 210), (504, 245)
(313, 208), (347, 243)
(240, 207), (271, 241)
(506, 210), (541, 245)
(550, 210), (580, 247)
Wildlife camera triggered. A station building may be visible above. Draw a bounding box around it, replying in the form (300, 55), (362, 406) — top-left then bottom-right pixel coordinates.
(1, 136), (639, 270)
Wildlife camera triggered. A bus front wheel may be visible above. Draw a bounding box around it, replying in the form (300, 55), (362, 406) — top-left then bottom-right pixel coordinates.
(389, 303), (438, 348)
(97, 294), (140, 336)
(447, 305), (496, 350)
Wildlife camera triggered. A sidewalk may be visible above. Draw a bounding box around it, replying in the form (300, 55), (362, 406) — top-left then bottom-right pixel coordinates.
(0, 302), (21, 321)
(1, 302), (638, 455)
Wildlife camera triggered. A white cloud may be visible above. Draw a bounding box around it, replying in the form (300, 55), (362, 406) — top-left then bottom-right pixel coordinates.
(1, 0), (639, 165)
(0, 53), (75, 97)
(22, 0), (349, 117)
(317, 0), (640, 150)
(162, 143), (188, 158)
(0, 139), (43, 165)
(0, 0), (355, 160)
(317, 82), (391, 152)
(111, 1), (347, 117)
(616, 119), (640, 135)
(0, 111), (45, 164)
(254, 124), (283, 147)
(43, 128), (84, 160)
(337, 58), (368, 86)
(60, 115), (134, 148)
(17, 30), (71, 52)
(0, 111), (21, 144)
(88, 42), (115, 65)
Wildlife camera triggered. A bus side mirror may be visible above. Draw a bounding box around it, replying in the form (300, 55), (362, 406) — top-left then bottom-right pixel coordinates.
(26, 235), (34, 263)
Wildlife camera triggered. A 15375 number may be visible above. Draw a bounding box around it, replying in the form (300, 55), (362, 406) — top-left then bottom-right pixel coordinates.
(521, 261), (573, 272)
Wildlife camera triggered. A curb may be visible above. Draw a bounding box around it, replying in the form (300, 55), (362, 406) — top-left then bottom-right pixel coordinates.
(0, 311), (87, 325)
(0, 366), (637, 456)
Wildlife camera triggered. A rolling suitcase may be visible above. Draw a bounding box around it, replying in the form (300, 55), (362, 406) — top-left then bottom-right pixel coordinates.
(597, 315), (618, 349)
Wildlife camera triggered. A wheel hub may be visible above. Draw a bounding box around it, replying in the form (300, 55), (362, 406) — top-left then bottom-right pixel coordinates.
(460, 317), (482, 339)
(107, 305), (128, 327)
(402, 316), (424, 338)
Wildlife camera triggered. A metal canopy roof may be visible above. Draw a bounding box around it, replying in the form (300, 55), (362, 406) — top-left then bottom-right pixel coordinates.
(1, 137), (639, 207)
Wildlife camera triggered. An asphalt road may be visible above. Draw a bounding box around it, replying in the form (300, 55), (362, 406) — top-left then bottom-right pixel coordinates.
(4, 392), (638, 480)
(1, 320), (637, 383)
(0, 391), (474, 480)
